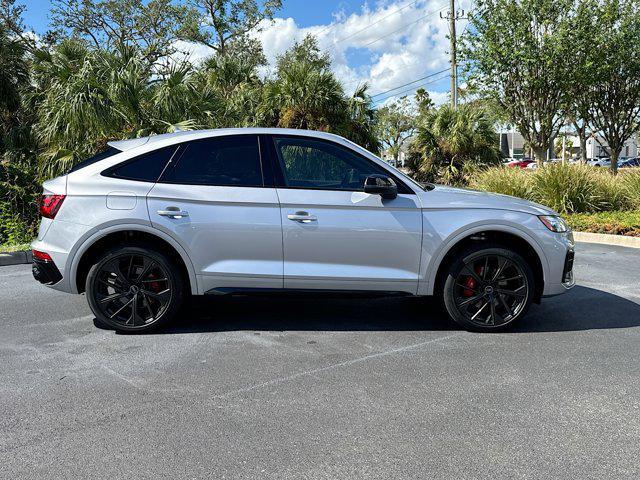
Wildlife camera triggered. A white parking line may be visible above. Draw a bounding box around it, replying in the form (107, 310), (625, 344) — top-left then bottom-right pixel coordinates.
(214, 332), (463, 400)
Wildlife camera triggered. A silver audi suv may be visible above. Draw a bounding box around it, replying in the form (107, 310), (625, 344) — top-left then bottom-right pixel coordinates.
(31, 128), (575, 333)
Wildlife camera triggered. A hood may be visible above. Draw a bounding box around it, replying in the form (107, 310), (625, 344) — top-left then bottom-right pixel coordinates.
(418, 185), (557, 216)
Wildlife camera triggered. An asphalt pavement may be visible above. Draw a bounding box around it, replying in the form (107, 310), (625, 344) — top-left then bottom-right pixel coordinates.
(1, 242), (639, 479)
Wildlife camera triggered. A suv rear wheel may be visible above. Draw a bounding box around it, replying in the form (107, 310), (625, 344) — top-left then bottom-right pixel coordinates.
(86, 246), (184, 333)
(442, 245), (535, 332)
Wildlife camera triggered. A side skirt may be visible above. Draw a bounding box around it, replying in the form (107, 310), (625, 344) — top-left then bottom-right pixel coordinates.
(205, 287), (415, 298)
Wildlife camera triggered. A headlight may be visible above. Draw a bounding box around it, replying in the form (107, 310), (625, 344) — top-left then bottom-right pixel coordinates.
(538, 215), (569, 233)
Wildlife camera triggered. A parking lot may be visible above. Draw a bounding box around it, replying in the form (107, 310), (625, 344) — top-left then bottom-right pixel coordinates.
(1, 242), (640, 479)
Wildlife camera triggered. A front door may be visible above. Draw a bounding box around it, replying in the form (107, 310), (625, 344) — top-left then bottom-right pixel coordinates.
(269, 135), (423, 293)
(147, 135), (283, 293)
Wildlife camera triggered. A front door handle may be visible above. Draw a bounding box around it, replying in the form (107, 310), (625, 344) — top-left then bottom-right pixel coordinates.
(157, 207), (189, 218)
(287, 211), (317, 223)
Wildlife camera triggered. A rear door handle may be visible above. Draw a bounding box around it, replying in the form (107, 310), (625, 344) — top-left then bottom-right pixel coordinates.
(157, 207), (189, 218)
(287, 211), (317, 223)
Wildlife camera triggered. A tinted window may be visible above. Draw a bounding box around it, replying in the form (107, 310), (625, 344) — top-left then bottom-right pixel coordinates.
(162, 136), (263, 186)
(69, 147), (121, 173)
(106, 146), (178, 182)
(273, 137), (389, 191)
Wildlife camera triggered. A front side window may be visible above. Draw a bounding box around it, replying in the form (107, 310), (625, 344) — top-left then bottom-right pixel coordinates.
(161, 135), (263, 187)
(273, 137), (391, 191)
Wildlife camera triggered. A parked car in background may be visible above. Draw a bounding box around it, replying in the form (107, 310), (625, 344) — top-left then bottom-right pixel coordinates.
(31, 128), (575, 333)
(588, 158), (611, 167)
(619, 157), (639, 168)
(506, 159), (535, 169)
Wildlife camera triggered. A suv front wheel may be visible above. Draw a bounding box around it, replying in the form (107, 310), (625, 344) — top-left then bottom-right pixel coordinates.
(86, 246), (184, 333)
(442, 245), (535, 332)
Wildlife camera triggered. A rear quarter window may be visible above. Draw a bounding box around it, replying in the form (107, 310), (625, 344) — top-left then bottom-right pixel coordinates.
(103, 145), (178, 182)
(68, 147), (121, 173)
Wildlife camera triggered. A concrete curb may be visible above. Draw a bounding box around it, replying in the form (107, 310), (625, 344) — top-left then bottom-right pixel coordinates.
(573, 231), (640, 249)
(0, 250), (32, 267)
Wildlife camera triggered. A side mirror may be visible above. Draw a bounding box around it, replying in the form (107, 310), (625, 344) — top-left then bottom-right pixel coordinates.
(364, 174), (397, 200)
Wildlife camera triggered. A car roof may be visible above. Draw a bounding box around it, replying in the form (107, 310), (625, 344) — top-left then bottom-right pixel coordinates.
(107, 128), (348, 152)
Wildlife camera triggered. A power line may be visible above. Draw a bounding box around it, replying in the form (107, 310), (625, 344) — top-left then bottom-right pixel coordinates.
(360, 3), (449, 48)
(372, 72), (451, 105)
(335, 0), (422, 44)
(342, 54), (448, 87)
(370, 67), (451, 98)
(314, 0), (423, 42)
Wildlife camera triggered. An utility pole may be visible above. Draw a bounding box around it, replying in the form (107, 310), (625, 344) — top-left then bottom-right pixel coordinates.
(441, 1), (465, 108)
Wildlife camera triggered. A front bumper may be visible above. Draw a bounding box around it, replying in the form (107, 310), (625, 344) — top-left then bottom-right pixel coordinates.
(542, 230), (575, 296)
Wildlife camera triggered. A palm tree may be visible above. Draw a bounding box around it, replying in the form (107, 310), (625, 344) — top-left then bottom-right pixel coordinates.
(344, 83), (380, 152)
(262, 59), (345, 131)
(408, 104), (500, 183)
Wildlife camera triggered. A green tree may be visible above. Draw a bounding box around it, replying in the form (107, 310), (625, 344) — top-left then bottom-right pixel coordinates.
(49, 0), (192, 64)
(463, 0), (573, 165)
(0, 22), (39, 244)
(585, 0), (640, 174)
(276, 34), (330, 73)
(180, 0), (281, 55)
(407, 104), (500, 184)
(414, 88), (434, 119)
(376, 96), (415, 166)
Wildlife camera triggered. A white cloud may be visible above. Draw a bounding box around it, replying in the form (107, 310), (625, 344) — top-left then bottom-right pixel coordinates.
(180, 0), (471, 104)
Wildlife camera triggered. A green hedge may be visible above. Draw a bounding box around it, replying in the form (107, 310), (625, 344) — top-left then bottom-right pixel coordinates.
(471, 163), (640, 214)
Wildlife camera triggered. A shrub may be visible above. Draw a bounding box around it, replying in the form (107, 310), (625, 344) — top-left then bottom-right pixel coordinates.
(620, 170), (640, 209)
(533, 163), (609, 213)
(468, 163), (637, 214)
(470, 166), (534, 200)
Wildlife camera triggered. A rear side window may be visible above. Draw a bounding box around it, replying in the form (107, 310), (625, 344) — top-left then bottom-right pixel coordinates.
(105, 146), (178, 182)
(160, 135), (263, 187)
(69, 147), (121, 173)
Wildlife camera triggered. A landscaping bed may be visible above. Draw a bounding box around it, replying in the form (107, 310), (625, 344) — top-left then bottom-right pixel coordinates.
(566, 211), (640, 236)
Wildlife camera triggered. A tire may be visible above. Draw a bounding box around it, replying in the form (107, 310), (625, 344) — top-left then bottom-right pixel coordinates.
(86, 245), (184, 333)
(442, 244), (535, 332)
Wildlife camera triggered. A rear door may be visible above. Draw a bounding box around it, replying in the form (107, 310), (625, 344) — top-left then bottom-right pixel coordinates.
(268, 135), (423, 293)
(147, 135), (283, 294)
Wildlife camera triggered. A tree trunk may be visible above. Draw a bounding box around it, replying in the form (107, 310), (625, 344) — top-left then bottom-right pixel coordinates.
(610, 149), (619, 175)
(579, 134), (587, 163)
(533, 146), (547, 166)
(573, 122), (588, 163)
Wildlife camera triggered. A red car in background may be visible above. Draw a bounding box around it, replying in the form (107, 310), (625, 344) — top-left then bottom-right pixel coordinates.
(506, 159), (535, 168)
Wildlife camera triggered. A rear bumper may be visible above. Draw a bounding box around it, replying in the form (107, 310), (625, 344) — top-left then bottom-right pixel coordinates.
(32, 258), (63, 285)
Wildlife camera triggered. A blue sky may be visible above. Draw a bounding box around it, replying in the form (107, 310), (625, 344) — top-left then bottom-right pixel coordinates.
(24, 0), (359, 33)
(21, 0), (467, 105)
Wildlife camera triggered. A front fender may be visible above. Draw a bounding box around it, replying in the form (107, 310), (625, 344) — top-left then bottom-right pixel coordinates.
(418, 211), (550, 296)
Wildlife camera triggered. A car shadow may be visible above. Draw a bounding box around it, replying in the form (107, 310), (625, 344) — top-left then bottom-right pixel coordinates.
(126, 285), (640, 334)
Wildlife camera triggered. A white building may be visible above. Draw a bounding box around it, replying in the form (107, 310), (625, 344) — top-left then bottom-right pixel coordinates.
(497, 128), (638, 160)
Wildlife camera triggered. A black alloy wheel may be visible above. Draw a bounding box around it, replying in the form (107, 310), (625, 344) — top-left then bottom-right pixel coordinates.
(443, 246), (534, 332)
(86, 246), (183, 333)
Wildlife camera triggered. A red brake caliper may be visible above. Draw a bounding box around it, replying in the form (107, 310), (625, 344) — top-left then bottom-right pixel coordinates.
(462, 276), (476, 297)
(462, 264), (483, 297)
(147, 273), (161, 292)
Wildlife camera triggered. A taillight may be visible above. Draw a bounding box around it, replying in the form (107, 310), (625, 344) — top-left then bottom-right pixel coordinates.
(32, 250), (53, 262)
(40, 194), (66, 219)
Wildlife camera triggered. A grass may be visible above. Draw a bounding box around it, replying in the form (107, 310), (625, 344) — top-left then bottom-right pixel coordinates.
(566, 211), (640, 236)
(0, 242), (31, 253)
